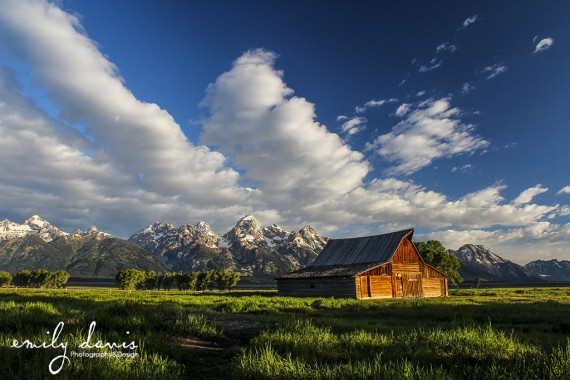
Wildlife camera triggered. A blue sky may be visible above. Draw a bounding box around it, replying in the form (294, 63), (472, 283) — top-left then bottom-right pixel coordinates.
(0, 0), (568, 263)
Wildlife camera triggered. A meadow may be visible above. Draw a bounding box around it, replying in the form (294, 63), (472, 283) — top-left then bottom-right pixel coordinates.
(0, 287), (569, 379)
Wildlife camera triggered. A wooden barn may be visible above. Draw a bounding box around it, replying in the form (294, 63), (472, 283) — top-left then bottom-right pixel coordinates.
(276, 229), (448, 299)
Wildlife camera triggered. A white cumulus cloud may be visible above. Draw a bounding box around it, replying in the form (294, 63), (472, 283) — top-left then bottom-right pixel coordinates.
(367, 99), (489, 175)
(0, 0), (252, 234)
(512, 185), (549, 206)
(201, 49), (370, 210)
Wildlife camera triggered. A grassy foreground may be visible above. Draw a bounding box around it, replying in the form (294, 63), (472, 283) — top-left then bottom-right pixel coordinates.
(0, 287), (569, 379)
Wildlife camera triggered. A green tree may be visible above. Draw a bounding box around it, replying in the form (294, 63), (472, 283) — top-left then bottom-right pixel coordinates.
(178, 272), (200, 291)
(196, 271), (214, 291)
(228, 271), (240, 291)
(13, 270), (32, 287)
(54, 271), (70, 288)
(115, 268), (146, 290)
(29, 269), (50, 288)
(0, 271), (12, 287)
(474, 277), (481, 289)
(213, 270), (241, 290)
(415, 240), (463, 285)
(162, 272), (178, 291)
(213, 269), (231, 290)
(142, 271), (157, 290)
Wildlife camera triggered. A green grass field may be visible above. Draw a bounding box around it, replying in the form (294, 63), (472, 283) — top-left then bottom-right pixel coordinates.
(0, 287), (569, 379)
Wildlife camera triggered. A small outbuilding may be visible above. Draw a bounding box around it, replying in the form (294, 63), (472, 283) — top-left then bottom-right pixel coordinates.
(276, 229), (448, 299)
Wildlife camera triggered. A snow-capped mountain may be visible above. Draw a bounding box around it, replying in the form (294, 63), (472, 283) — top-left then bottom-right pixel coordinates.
(278, 225), (329, 268)
(447, 244), (544, 282)
(127, 222), (177, 252)
(221, 214), (266, 251)
(128, 214), (330, 276)
(525, 259), (570, 281)
(0, 215), (166, 276)
(0, 215), (67, 242)
(71, 225), (112, 240)
(263, 224), (291, 248)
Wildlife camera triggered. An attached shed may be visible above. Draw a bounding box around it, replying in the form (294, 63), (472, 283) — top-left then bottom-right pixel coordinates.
(276, 229), (448, 299)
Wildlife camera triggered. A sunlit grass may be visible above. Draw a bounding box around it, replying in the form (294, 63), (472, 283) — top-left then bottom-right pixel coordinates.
(0, 287), (568, 378)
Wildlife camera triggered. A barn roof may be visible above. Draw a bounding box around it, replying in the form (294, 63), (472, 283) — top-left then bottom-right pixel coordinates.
(311, 228), (414, 266)
(277, 261), (384, 279)
(276, 229), (414, 280)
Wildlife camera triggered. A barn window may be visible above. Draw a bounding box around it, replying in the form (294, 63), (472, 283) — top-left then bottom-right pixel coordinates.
(310, 283), (317, 289)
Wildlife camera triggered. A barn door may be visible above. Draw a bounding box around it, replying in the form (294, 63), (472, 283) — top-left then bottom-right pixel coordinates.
(402, 274), (421, 298)
(402, 275), (410, 297)
(360, 276), (371, 298)
(393, 274), (403, 298)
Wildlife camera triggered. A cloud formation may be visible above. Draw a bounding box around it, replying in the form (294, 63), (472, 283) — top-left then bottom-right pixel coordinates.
(482, 63), (508, 80)
(355, 98), (397, 114)
(366, 99), (489, 175)
(460, 82), (475, 94)
(460, 15), (479, 29)
(436, 42), (457, 54)
(0, 0), (251, 234)
(201, 49), (370, 210)
(512, 185), (549, 206)
(340, 116), (367, 135)
(419, 59), (442, 72)
(558, 186), (570, 195)
(533, 37), (554, 53)
(0, 1), (567, 263)
(395, 103), (411, 117)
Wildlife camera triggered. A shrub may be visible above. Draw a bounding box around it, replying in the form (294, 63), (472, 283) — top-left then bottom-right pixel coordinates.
(0, 271), (12, 287)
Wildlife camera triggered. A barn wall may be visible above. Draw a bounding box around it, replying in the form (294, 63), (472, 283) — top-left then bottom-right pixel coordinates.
(277, 278), (357, 298)
(422, 278), (445, 297)
(355, 275), (392, 299)
(380, 237), (447, 298)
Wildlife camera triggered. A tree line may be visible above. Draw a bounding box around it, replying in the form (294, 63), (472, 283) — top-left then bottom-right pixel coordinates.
(415, 240), (463, 285)
(0, 269), (70, 288)
(115, 269), (241, 291)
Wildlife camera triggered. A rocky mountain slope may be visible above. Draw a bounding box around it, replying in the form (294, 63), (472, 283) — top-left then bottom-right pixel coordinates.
(128, 214), (329, 277)
(447, 244), (545, 282)
(0, 216), (168, 277)
(525, 259), (570, 281)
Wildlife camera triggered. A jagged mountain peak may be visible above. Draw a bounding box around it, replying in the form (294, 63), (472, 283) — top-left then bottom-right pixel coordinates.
(235, 214), (261, 231)
(448, 244), (543, 283)
(24, 214), (49, 227)
(0, 218), (32, 241)
(263, 223), (291, 248)
(72, 225), (111, 239)
(223, 214), (265, 250)
(453, 244), (507, 264)
(195, 220), (212, 230)
(526, 259), (570, 281)
(1, 215), (67, 242)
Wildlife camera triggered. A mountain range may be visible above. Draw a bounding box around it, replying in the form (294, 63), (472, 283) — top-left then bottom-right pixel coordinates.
(0, 215), (568, 282)
(0, 214), (328, 278)
(524, 259), (570, 281)
(447, 244), (545, 283)
(127, 214), (329, 277)
(0, 215), (168, 277)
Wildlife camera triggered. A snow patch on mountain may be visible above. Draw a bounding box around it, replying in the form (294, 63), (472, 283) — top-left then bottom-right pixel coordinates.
(448, 244), (544, 282)
(1, 215), (69, 242)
